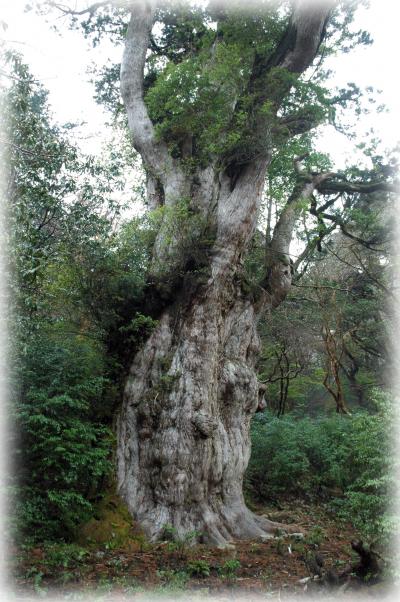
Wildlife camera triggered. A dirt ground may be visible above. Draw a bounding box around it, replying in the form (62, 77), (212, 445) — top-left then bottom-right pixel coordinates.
(8, 498), (397, 601)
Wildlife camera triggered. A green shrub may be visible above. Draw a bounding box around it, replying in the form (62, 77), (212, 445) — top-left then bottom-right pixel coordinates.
(187, 560), (211, 577)
(12, 335), (112, 542)
(246, 414), (312, 498)
(218, 559), (241, 578)
(156, 569), (189, 590)
(162, 524), (200, 558)
(246, 390), (397, 547)
(338, 391), (397, 546)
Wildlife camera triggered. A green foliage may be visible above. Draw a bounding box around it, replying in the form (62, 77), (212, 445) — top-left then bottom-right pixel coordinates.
(118, 313), (158, 346)
(218, 559), (241, 578)
(3, 55), (150, 543)
(63, 214), (153, 361)
(145, 37), (253, 163)
(92, 62), (125, 119)
(335, 390), (398, 545)
(257, 181), (392, 415)
(162, 524), (201, 558)
(41, 542), (89, 569)
(43, 0), (380, 175)
(19, 542), (91, 590)
(13, 333), (112, 541)
(156, 568), (189, 590)
(246, 390), (396, 547)
(304, 526), (325, 547)
(2, 52), (77, 332)
(186, 560), (211, 578)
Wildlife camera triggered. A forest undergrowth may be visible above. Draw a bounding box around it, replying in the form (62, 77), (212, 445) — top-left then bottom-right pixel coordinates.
(9, 396), (398, 600)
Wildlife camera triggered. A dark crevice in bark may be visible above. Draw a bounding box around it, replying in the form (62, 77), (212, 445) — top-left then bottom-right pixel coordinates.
(225, 162), (247, 192)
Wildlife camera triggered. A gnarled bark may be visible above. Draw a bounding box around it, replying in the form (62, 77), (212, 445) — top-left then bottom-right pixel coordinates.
(116, 155), (311, 544)
(117, 287), (274, 544)
(116, 1), (334, 545)
(117, 160), (279, 545)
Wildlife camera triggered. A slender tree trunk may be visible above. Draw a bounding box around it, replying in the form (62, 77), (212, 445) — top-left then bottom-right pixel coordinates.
(342, 344), (365, 406)
(322, 326), (349, 414)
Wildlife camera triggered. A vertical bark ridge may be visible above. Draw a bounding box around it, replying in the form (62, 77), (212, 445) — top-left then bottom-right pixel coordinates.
(117, 269), (280, 544)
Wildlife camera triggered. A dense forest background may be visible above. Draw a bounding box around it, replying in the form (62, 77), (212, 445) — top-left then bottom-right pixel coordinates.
(1, 0), (399, 597)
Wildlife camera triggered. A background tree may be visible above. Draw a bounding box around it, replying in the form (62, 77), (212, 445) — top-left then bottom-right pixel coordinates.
(257, 183), (394, 416)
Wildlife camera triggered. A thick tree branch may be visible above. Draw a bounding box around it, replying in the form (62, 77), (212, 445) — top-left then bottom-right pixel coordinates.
(280, 1), (334, 74)
(273, 108), (324, 139)
(317, 179), (398, 195)
(250, 1), (334, 86)
(120, 2), (185, 197)
(47, 1), (112, 16)
(270, 163), (334, 262)
(120, 3), (160, 170)
(262, 157), (334, 307)
(292, 223), (336, 276)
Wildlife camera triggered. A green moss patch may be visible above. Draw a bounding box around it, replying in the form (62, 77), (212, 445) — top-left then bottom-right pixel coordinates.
(77, 492), (144, 550)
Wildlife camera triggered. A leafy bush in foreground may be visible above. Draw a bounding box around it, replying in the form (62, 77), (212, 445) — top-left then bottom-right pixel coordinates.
(12, 335), (112, 542)
(246, 390), (397, 545)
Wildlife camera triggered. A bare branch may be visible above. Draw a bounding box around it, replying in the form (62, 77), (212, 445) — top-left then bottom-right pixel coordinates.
(349, 246), (394, 299)
(292, 283), (350, 293)
(47, 0), (115, 16)
(290, 166), (398, 259)
(317, 178), (398, 195)
(315, 211), (388, 251)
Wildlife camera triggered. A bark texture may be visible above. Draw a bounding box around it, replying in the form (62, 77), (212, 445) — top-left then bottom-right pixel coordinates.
(116, 1), (334, 545)
(117, 285), (273, 544)
(117, 163), (279, 545)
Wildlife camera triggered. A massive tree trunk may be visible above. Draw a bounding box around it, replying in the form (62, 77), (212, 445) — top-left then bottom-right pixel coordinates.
(116, 0), (334, 545)
(117, 161), (282, 545)
(117, 265), (271, 545)
(117, 154), (303, 544)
